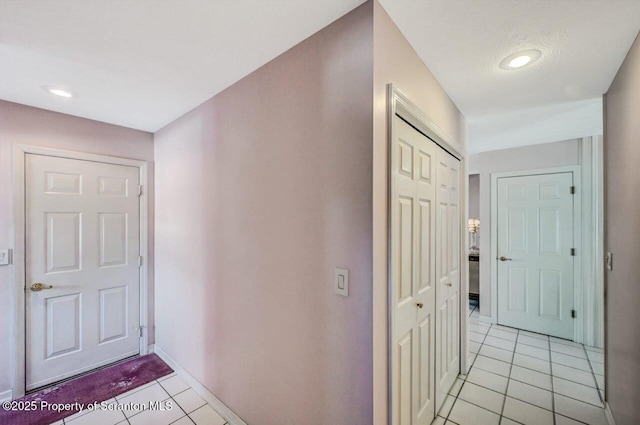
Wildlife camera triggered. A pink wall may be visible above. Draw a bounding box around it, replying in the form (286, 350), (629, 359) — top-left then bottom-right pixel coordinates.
(0, 100), (154, 395)
(153, 3), (374, 424)
(372, 2), (468, 423)
(604, 31), (640, 425)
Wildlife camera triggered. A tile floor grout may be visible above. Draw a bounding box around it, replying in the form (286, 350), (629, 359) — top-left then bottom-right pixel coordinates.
(60, 373), (229, 425)
(548, 330), (557, 425)
(471, 338), (603, 377)
(54, 300), (603, 425)
(438, 301), (607, 425)
(499, 325), (519, 424)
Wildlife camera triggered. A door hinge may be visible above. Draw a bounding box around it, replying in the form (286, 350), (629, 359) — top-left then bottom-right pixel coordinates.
(137, 325), (144, 338)
(571, 309), (577, 319)
(570, 186), (576, 194)
(138, 185), (143, 197)
(571, 248), (576, 256)
(138, 256), (143, 267)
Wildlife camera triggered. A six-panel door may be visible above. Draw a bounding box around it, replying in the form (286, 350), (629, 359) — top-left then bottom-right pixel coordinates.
(26, 154), (141, 390)
(392, 117), (461, 425)
(434, 149), (461, 413)
(497, 172), (574, 339)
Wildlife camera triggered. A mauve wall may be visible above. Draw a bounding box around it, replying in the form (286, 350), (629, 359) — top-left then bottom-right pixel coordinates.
(0, 100), (154, 396)
(371, 2), (468, 423)
(153, 3), (373, 425)
(468, 139), (580, 318)
(604, 32), (640, 425)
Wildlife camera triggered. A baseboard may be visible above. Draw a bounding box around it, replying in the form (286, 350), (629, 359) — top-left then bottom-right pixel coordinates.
(153, 344), (247, 425)
(0, 389), (12, 403)
(148, 344), (155, 354)
(604, 402), (616, 425)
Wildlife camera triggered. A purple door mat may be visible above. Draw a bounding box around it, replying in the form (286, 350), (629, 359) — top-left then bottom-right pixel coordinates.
(0, 353), (173, 425)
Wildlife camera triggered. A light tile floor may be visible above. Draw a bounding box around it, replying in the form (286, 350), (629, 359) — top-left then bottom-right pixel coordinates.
(50, 302), (608, 425)
(434, 302), (607, 425)
(52, 372), (229, 425)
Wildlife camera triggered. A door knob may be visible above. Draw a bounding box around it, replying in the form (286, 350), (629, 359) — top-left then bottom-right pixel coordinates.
(499, 256), (513, 262)
(446, 282), (453, 287)
(416, 302), (424, 309)
(30, 283), (53, 292)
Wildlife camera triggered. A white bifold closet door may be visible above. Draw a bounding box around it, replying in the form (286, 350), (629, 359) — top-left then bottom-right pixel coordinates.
(434, 147), (461, 412)
(391, 116), (461, 425)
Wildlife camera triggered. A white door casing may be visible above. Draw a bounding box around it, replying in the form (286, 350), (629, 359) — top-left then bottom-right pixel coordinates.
(391, 117), (437, 425)
(26, 154), (141, 390)
(434, 149), (461, 412)
(496, 172), (574, 339)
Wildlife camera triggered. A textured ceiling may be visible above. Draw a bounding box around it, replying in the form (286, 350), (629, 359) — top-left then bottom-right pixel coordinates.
(1, 1), (639, 152)
(378, 0), (640, 152)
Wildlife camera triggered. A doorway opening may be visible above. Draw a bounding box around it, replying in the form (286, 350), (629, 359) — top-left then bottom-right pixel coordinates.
(10, 145), (150, 399)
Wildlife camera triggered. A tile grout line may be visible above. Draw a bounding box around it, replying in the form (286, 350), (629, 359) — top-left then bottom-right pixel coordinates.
(465, 303), (603, 425)
(548, 345), (593, 360)
(477, 341), (602, 418)
(498, 327), (518, 425)
(443, 308), (488, 424)
(582, 343), (605, 407)
(548, 333), (557, 425)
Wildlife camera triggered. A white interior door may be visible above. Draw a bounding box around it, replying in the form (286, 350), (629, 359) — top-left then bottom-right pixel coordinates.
(434, 150), (461, 412)
(497, 172), (574, 339)
(26, 154), (141, 390)
(391, 117), (437, 425)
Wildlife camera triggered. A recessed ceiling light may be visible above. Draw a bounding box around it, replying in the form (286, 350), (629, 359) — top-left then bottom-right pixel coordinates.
(42, 85), (77, 98)
(499, 49), (542, 70)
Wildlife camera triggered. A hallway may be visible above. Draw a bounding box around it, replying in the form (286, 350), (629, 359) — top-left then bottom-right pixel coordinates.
(433, 303), (607, 425)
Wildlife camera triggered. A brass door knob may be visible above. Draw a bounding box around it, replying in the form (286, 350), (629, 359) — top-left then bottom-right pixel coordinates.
(416, 302), (424, 309)
(499, 256), (513, 262)
(30, 283), (53, 292)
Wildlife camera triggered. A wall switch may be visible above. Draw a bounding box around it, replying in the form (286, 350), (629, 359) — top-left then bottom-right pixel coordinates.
(334, 268), (349, 296)
(0, 249), (10, 266)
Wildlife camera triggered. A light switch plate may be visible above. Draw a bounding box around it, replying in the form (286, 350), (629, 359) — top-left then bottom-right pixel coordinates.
(334, 268), (349, 296)
(0, 249), (10, 266)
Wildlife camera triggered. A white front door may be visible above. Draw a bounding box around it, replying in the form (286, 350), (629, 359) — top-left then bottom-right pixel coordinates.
(391, 117), (437, 425)
(497, 172), (574, 339)
(434, 150), (460, 412)
(26, 154), (141, 390)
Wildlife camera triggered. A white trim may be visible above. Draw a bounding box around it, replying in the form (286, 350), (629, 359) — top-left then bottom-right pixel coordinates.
(10, 144), (150, 398)
(490, 166), (582, 342)
(387, 85), (467, 422)
(0, 390), (12, 403)
(580, 138), (594, 344)
(579, 136), (605, 347)
(593, 136), (604, 347)
(153, 345), (248, 425)
(605, 402), (617, 425)
(389, 87), (462, 160)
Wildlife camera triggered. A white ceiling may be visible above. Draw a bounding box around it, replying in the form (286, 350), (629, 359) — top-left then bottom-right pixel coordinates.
(377, 0), (640, 153)
(0, 0), (366, 132)
(1, 1), (639, 153)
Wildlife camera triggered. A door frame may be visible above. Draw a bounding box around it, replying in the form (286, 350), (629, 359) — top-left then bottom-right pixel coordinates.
(387, 85), (468, 424)
(10, 144), (150, 398)
(490, 166), (583, 341)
